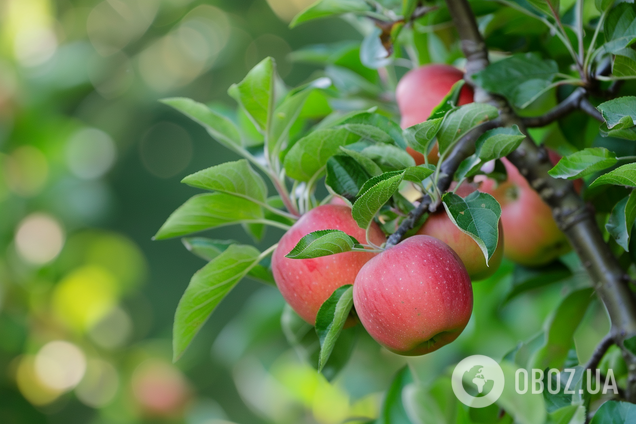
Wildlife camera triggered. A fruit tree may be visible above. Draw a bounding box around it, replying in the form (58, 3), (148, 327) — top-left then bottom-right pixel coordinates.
(156, 0), (636, 420)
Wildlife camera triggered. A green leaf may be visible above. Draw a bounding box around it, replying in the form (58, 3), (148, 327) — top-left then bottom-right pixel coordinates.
(269, 84), (318, 155)
(526, 0), (559, 16)
(341, 112), (407, 149)
(596, 0), (614, 13)
(402, 0), (418, 19)
(503, 261), (573, 304)
(281, 304), (356, 381)
(600, 123), (636, 140)
(340, 147), (383, 176)
(173, 244), (262, 360)
(326, 154), (372, 201)
(542, 366), (590, 413)
(403, 118), (444, 155)
(548, 147), (618, 180)
(228, 57), (274, 133)
(290, 0), (372, 28)
(590, 163), (636, 189)
(590, 401), (636, 423)
(161, 98), (242, 150)
(436, 103), (499, 154)
(428, 79), (466, 121)
(155, 193), (263, 240)
(475, 125), (526, 161)
(181, 159), (267, 203)
(378, 367), (414, 424)
(472, 53), (559, 108)
(352, 171), (405, 230)
(360, 26), (392, 69)
(403, 165), (436, 182)
(497, 361), (547, 424)
(613, 48), (636, 77)
(607, 191), (636, 251)
(342, 124), (394, 144)
(182, 238), (275, 285)
(597, 96), (636, 129)
(315, 285), (354, 371)
(284, 127), (361, 182)
(604, 4), (636, 54)
(531, 288), (594, 370)
(442, 191), (502, 263)
(286, 230), (362, 259)
(360, 144), (416, 171)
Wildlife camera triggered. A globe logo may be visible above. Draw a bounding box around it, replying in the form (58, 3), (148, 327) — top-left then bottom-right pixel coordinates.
(452, 355), (505, 408)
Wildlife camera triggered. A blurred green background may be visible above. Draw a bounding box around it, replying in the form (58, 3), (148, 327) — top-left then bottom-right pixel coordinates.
(0, 1), (610, 423)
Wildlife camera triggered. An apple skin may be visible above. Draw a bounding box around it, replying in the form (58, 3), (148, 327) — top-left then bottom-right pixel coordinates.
(272, 204), (386, 325)
(416, 183), (504, 281)
(397, 64), (474, 165)
(478, 158), (571, 267)
(353, 235), (473, 356)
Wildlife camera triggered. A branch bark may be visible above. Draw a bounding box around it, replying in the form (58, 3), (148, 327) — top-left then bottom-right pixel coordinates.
(386, 119), (501, 247)
(445, 0), (636, 402)
(522, 88), (602, 127)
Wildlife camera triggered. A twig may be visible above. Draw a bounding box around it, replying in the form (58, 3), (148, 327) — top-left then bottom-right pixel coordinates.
(580, 98), (604, 122)
(522, 88), (603, 126)
(586, 334), (615, 371)
(522, 88), (587, 127)
(445, 0), (636, 402)
(385, 119), (501, 248)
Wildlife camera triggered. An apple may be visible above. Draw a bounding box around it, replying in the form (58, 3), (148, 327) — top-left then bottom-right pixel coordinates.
(272, 204), (386, 325)
(416, 183), (504, 280)
(478, 158), (570, 267)
(397, 64), (474, 165)
(353, 235), (473, 356)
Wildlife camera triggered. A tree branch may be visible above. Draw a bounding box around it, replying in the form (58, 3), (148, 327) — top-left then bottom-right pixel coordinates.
(585, 334), (615, 371)
(386, 119), (501, 247)
(522, 88), (584, 127)
(445, 0), (636, 402)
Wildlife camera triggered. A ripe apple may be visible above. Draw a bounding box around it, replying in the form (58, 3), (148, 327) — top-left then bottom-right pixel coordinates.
(353, 235), (473, 356)
(272, 204), (386, 325)
(416, 183), (504, 280)
(478, 158), (570, 267)
(396, 64), (474, 165)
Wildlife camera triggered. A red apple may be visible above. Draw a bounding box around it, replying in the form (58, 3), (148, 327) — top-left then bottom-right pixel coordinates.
(272, 204), (386, 325)
(397, 64), (474, 165)
(478, 158), (570, 267)
(353, 235), (473, 356)
(416, 183), (504, 281)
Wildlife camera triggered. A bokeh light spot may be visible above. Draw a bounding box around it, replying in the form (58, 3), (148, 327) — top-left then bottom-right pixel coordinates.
(88, 306), (132, 349)
(66, 127), (117, 179)
(5, 145), (49, 197)
(75, 358), (119, 408)
(132, 359), (190, 417)
(15, 355), (62, 406)
(34, 341), (87, 391)
(52, 266), (117, 331)
(15, 213), (65, 265)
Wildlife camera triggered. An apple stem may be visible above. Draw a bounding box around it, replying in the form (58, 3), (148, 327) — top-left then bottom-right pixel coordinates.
(445, 0), (636, 403)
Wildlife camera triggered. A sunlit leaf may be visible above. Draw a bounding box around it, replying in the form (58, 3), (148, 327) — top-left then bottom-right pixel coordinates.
(173, 244), (263, 360)
(475, 125), (526, 161)
(155, 193), (263, 240)
(228, 57), (274, 132)
(548, 147), (618, 180)
(436, 103), (499, 154)
(286, 230), (362, 259)
(589, 163), (636, 188)
(353, 171), (404, 230)
(182, 159), (268, 203)
(291, 0), (372, 28)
